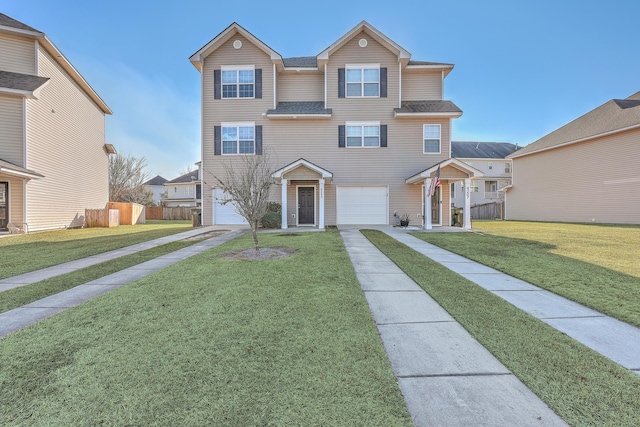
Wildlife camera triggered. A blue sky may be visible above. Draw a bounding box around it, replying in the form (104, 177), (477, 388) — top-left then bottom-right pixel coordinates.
(4, 0), (639, 180)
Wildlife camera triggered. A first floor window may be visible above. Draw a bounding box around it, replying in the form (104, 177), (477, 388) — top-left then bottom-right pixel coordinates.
(423, 124), (441, 153)
(222, 125), (254, 154)
(451, 183), (456, 199)
(485, 180), (498, 198)
(469, 181), (479, 192)
(346, 123), (380, 147)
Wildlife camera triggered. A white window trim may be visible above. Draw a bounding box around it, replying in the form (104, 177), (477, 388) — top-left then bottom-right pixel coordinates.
(345, 64), (380, 98)
(345, 121), (381, 148)
(221, 121), (256, 156)
(423, 124), (442, 154)
(221, 65), (256, 99)
(504, 162), (512, 173)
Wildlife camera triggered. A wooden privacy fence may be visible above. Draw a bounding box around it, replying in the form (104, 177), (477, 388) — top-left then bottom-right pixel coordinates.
(108, 202), (145, 225)
(470, 202), (504, 220)
(85, 208), (119, 228)
(145, 206), (194, 220)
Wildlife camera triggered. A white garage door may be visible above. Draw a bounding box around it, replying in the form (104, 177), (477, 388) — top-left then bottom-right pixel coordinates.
(336, 186), (388, 224)
(213, 189), (248, 225)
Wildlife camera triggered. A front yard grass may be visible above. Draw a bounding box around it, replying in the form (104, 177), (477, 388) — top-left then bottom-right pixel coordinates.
(0, 230), (412, 426)
(363, 230), (640, 427)
(410, 221), (640, 327)
(0, 220), (192, 280)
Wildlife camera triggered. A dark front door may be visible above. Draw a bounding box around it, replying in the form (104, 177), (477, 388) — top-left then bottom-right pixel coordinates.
(0, 182), (7, 230)
(298, 187), (314, 225)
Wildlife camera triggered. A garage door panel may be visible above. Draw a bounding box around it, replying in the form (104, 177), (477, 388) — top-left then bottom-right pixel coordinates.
(213, 189), (248, 225)
(337, 186), (388, 225)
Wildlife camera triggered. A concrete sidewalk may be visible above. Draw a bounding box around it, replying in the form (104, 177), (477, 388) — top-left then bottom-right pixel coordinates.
(0, 227), (248, 338)
(340, 227), (567, 426)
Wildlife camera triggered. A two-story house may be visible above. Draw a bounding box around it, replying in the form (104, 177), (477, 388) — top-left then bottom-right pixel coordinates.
(142, 175), (168, 206)
(190, 21), (482, 229)
(0, 13), (112, 233)
(163, 163), (202, 208)
(450, 141), (518, 210)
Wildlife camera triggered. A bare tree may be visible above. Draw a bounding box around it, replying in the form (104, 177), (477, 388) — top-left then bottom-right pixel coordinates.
(214, 152), (276, 250)
(109, 153), (155, 206)
(179, 164), (194, 176)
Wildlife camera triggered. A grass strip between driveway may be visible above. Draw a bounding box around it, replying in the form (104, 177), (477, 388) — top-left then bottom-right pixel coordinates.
(0, 240), (198, 314)
(408, 221), (640, 327)
(0, 230), (412, 426)
(0, 221), (192, 280)
(362, 229), (640, 427)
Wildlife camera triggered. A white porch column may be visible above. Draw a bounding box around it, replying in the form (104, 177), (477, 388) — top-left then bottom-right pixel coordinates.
(464, 178), (472, 230)
(424, 179), (432, 230)
(319, 178), (325, 229)
(281, 179), (288, 229)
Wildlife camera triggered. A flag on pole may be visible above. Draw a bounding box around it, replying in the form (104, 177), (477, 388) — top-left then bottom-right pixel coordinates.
(428, 165), (441, 197)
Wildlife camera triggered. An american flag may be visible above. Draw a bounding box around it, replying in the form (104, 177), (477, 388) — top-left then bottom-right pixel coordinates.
(428, 165), (441, 197)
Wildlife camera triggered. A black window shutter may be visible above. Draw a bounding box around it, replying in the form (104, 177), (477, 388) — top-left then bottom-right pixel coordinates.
(380, 125), (387, 147)
(255, 125), (263, 155)
(338, 68), (345, 98)
(338, 125), (345, 148)
(380, 68), (387, 98)
(255, 69), (262, 99)
(214, 70), (221, 99)
(214, 126), (221, 155)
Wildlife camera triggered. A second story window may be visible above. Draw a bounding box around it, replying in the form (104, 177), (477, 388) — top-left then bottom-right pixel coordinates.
(423, 124), (441, 154)
(346, 66), (379, 97)
(505, 162), (512, 173)
(222, 124), (255, 154)
(222, 67), (254, 98)
(346, 123), (380, 147)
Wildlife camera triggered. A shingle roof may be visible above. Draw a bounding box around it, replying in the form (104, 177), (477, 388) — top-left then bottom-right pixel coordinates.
(407, 60), (454, 67)
(451, 141), (519, 159)
(167, 170), (199, 184)
(394, 100), (462, 114)
(143, 175), (168, 186)
(0, 158), (44, 178)
(0, 13), (41, 33)
(267, 101), (332, 115)
(282, 56), (317, 68)
(0, 70), (49, 92)
(511, 91), (640, 158)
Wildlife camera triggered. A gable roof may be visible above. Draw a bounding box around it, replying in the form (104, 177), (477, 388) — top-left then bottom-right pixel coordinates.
(0, 70), (49, 98)
(510, 91), (640, 158)
(405, 158), (484, 184)
(144, 175), (168, 186)
(272, 158), (333, 179)
(452, 141), (519, 159)
(167, 170), (199, 184)
(0, 13), (111, 114)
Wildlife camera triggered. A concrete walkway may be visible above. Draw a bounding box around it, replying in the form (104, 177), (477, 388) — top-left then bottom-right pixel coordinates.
(0, 226), (248, 338)
(339, 227), (567, 427)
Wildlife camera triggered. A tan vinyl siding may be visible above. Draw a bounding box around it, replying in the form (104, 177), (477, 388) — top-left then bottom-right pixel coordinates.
(0, 96), (24, 166)
(24, 46), (108, 231)
(402, 71), (442, 100)
(0, 174), (25, 226)
(507, 127), (640, 224)
(0, 34), (35, 74)
(278, 73), (323, 102)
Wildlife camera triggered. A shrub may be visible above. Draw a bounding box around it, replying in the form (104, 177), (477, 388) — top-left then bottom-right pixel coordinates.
(261, 202), (282, 228)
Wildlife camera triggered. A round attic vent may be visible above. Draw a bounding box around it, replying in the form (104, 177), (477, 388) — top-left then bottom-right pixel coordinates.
(358, 38), (368, 48)
(233, 40), (242, 49)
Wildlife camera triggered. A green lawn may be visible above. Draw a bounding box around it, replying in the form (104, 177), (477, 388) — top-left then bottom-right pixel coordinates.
(0, 220), (192, 280)
(0, 230), (412, 426)
(410, 221), (640, 327)
(363, 230), (640, 427)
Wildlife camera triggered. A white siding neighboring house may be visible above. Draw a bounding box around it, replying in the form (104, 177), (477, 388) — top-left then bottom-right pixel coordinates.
(450, 141), (518, 210)
(164, 167), (202, 208)
(506, 91), (640, 225)
(143, 175), (168, 206)
(0, 13), (112, 233)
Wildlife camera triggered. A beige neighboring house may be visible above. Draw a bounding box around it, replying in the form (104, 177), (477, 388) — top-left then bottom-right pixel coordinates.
(190, 21), (483, 229)
(163, 164), (202, 208)
(506, 91), (640, 224)
(0, 13), (112, 233)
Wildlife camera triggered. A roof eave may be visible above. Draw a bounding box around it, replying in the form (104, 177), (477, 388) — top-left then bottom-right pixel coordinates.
(0, 166), (44, 179)
(266, 113), (332, 120)
(0, 24), (43, 39)
(394, 111), (463, 118)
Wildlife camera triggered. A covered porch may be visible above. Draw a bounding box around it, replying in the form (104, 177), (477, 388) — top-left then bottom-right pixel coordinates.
(406, 159), (483, 230)
(0, 159), (44, 233)
(272, 159), (333, 230)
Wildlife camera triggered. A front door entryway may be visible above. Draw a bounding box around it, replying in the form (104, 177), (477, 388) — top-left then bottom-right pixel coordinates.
(430, 186), (440, 225)
(298, 187), (314, 225)
(0, 182), (7, 230)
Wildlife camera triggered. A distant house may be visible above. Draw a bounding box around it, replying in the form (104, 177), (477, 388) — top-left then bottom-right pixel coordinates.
(143, 175), (167, 206)
(450, 141), (518, 209)
(163, 164), (202, 208)
(506, 91), (640, 224)
(0, 13), (112, 232)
